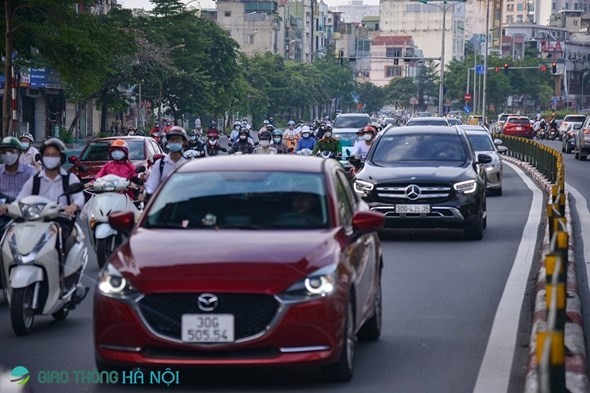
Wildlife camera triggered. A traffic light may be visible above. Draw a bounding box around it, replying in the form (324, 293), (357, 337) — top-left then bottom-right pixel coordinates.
(503, 63), (509, 75)
(540, 64), (547, 72)
(551, 62), (557, 74)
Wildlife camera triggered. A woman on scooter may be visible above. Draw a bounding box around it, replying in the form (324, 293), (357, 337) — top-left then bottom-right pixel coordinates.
(91, 139), (139, 198)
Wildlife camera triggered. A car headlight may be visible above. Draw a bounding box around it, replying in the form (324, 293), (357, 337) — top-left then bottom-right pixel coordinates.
(278, 264), (337, 303)
(19, 203), (46, 220)
(484, 162), (499, 169)
(453, 180), (477, 194)
(354, 179), (374, 195)
(98, 263), (140, 300)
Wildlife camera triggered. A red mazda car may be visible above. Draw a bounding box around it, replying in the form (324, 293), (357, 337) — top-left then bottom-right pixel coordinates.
(94, 155), (384, 382)
(502, 116), (534, 138)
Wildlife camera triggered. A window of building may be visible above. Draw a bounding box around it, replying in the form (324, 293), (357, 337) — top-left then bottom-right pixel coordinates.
(506, 4), (514, 11)
(385, 66), (402, 77)
(552, 2), (556, 9)
(386, 47), (402, 58)
(516, 3), (523, 10)
(516, 14), (523, 22)
(506, 15), (514, 23)
(224, 11), (231, 17)
(565, 2), (569, 8)
(244, 34), (255, 44)
(574, 2), (578, 9)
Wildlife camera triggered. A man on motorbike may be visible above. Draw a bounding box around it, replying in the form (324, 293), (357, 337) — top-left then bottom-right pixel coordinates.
(205, 129), (227, 156)
(19, 133), (41, 171)
(312, 125), (341, 156)
(229, 121), (242, 144)
(270, 129), (289, 154)
(144, 126), (188, 201)
(314, 121), (328, 140)
(258, 120), (270, 135)
(207, 121), (220, 138)
(0, 137), (37, 201)
(350, 126), (377, 162)
(187, 129), (206, 157)
(254, 131), (278, 154)
(296, 126), (316, 152)
(230, 128), (255, 155)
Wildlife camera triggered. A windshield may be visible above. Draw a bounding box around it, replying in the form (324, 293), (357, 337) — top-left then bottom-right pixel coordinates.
(372, 134), (466, 165)
(467, 134), (494, 151)
(145, 171), (330, 230)
(334, 116), (370, 128)
(447, 118), (461, 125)
(333, 132), (358, 146)
(564, 116), (586, 123)
(507, 119), (530, 125)
(407, 119), (449, 126)
(80, 140), (145, 161)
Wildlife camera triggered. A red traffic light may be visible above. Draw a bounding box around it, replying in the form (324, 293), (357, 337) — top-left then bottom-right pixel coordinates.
(540, 64), (547, 72)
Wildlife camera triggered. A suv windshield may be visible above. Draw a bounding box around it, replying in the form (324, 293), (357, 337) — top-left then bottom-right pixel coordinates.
(564, 115), (586, 123)
(145, 171), (330, 230)
(467, 134), (494, 151)
(407, 118), (449, 126)
(80, 140), (145, 161)
(507, 118), (530, 125)
(334, 115), (370, 128)
(371, 134), (466, 165)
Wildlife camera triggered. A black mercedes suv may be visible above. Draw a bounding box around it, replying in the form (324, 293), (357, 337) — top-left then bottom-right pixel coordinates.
(353, 126), (491, 240)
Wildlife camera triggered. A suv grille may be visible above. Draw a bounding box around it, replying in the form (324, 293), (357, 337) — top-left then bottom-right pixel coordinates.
(138, 293), (279, 341)
(375, 183), (451, 203)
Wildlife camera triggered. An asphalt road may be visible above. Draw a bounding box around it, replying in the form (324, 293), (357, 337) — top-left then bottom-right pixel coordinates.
(0, 164), (539, 393)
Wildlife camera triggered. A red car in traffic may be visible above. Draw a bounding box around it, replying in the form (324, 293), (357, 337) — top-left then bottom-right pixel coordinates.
(94, 155), (384, 382)
(502, 116), (534, 138)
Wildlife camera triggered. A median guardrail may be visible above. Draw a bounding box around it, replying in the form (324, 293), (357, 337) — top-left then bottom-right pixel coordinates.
(492, 134), (572, 392)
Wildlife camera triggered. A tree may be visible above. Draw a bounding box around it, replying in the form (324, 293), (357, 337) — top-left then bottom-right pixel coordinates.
(383, 77), (417, 108)
(355, 82), (385, 114)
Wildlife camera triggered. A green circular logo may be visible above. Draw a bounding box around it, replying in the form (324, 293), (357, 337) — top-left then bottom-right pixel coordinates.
(10, 366), (30, 385)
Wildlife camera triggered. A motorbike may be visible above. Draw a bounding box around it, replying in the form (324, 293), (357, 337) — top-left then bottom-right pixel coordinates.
(83, 168), (144, 268)
(1, 184), (89, 335)
(547, 127), (558, 141)
(296, 148), (313, 156)
(317, 150), (341, 159)
(284, 136), (298, 152)
(536, 128), (547, 140)
(205, 135), (227, 156)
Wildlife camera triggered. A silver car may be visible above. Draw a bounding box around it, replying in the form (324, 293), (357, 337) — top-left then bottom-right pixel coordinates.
(462, 126), (507, 196)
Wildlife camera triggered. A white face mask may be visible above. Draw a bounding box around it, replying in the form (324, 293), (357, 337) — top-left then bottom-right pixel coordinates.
(42, 156), (61, 169)
(239, 135), (247, 140)
(20, 142), (30, 150)
(273, 137), (282, 144)
(324, 132), (332, 138)
(190, 136), (197, 142)
(363, 134), (373, 142)
(302, 133), (310, 139)
(1, 152), (19, 166)
(259, 140), (270, 147)
(110, 150), (126, 161)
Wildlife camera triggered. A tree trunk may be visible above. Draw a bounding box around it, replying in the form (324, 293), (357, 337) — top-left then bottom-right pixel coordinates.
(68, 99), (89, 134)
(3, 0), (13, 137)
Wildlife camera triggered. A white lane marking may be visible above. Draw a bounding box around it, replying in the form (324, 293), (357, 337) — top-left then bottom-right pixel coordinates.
(564, 183), (590, 295)
(473, 161), (544, 393)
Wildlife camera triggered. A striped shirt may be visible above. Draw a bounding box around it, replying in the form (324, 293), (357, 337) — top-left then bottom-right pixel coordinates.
(0, 163), (37, 200)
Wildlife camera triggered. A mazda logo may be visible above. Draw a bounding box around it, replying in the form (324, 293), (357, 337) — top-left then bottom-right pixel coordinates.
(405, 184), (421, 200)
(197, 293), (218, 312)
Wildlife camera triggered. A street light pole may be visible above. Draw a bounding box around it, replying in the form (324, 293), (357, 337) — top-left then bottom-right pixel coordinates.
(438, 4), (447, 116)
(482, 0), (490, 123)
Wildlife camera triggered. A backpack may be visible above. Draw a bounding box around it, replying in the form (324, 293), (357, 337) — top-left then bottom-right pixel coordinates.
(32, 173), (71, 205)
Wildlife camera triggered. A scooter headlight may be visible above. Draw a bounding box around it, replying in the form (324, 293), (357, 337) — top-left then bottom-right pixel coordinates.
(97, 179), (118, 192)
(98, 263), (140, 300)
(19, 203), (46, 220)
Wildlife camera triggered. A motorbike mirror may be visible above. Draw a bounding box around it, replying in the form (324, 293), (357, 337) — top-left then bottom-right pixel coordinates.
(346, 149), (351, 156)
(497, 146), (508, 154)
(68, 155), (78, 164)
(35, 153), (42, 162)
(65, 183), (85, 195)
(152, 154), (165, 164)
(135, 165), (146, 174)
(493, 139), (503, 145)
(108, 211), (135, 234)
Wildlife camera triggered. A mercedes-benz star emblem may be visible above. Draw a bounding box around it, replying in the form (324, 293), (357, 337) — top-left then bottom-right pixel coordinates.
(197, 293), (218, 312)
(405, 184), (421, 201)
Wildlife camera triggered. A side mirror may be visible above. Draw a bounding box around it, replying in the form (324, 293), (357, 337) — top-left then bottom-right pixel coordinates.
(108, 211), (135, 234)
(497, 146), (508, 154)
(352, 211), (384, 233)
(346, 149), (351, 156)
(477, 153), (493, 164)
(135, 165), (146, 174)
(150, 154), (165, 167)
(65, 183), (85, 195)
(68, 155), (78, 164)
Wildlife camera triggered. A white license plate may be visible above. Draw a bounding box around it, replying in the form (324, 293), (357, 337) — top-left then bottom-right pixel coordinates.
(396, 204), (430, 213)
(181, 314), (234, 343)
(516, 127), (522, 131)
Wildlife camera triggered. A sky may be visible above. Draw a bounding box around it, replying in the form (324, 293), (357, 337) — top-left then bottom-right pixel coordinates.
(118, 0), (380, 11)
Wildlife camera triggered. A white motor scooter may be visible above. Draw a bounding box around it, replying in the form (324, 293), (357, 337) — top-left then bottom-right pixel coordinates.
(83, 170), (143, 268)
(0, 185), (89, 335)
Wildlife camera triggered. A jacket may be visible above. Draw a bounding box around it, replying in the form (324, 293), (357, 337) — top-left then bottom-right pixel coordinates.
(296, 136), (316, 151)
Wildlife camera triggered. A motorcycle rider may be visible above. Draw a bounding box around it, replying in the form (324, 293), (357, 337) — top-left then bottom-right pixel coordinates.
(312, 125), (341, 156)
(205, 129), (227, 156)
(207, 120), (220, 138)
(187, 129), (206, 157)
(254, 131), (278, 154)
(229, 121), (242, 144)
(258, 120), (270, 135)
(296, 126), (316, 152)
(144, 126), (188, 201)
(230, 128), (255, 155)
(270, 129), (289, 154)
(0, 137), (37, 201)
(19, 133), (41, 171)
(350, 126), (377, 162)
(91, 139), (139, 199)
(314, 121), (328, 140)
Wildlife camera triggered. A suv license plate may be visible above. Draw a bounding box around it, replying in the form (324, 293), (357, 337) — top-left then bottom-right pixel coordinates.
(396, 204), (430, 213)
(181, 314), (234, 343)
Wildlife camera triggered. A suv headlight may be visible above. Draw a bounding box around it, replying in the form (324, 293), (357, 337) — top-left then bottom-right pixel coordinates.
(453, 180), (477, 194)
(354, 179), (374, 195)
(98, 263), (140, 300)
(278, 264), (337, 303)
(19, 203), (46, 220)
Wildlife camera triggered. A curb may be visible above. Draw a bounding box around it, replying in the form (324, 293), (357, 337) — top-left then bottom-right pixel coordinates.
(503, 156), (590, 392)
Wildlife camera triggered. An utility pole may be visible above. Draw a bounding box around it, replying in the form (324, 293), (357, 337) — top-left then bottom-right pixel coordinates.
(482, 0), (490, 124)
(3, 0), (14, 137)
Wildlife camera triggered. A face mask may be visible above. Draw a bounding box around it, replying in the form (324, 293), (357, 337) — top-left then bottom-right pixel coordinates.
(239, 135), (247, 140)
(273, 137), (282, 144)
(324, 132), (332, 138)
(167, 143), (183, 153)
(20, 142), (30, 150)
(302, 133), (310, 139)
(363, 134), (373, 142)
(190, 136), (197, 142)
(259, 140), (270, 147)
(43, 156), (61, 169)
(110, 150), (126, 161)
(1, 152), (19, 166)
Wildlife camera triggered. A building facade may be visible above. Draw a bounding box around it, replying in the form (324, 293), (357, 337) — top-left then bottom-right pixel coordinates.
(331, 0), (380, 23)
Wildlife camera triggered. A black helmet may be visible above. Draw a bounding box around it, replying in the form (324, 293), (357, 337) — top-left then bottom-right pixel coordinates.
(272, 129), (283, 138)
(210, 121), (217, 128)
(239, 127), (250, 135)
(40, 138), (67, 163)
(259, 131), (272, 141)
(167, 126), (188, 141)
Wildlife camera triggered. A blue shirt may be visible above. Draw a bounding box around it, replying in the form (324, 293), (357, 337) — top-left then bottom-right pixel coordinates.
(296, 137), (316, 151)
(0, 162), (36, 200)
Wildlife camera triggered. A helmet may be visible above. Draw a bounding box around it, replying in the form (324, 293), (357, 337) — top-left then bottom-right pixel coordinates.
(188, 129), (198, 137)
(164, 118), (173, 125)
(265, 124), (275, 132)
(19, 133), (34, 143)
(259, 131), (272, 141)
(210, 121), (217, 128)
(263, 120), (270, 125)
(324, 124), (333, 131)
(40, 138), (67, 163)
(167, 126), (188, 141)
(234, 121), (241, 127)
(272, 129), (284, 138)
(109, 139), (129, 158)
(301, 125), (311, 134)
(287, 120), (295, 126)
(0, 136), (22, 150)
(361, 126), (377, 136)
(239, 127), (250, 135)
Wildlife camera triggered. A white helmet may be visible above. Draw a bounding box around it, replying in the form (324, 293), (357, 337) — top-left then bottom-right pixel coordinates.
(301, 126), (311, 134)
(263, 120), (270, 125)
(20, 132), (34, 143)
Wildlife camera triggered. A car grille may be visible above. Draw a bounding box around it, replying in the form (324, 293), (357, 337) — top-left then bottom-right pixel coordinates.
(138, 293), (279, 341)
(375, 183), (451, 203)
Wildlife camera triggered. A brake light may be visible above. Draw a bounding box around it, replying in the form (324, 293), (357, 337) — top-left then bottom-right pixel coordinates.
(583, 129), (590, 135)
